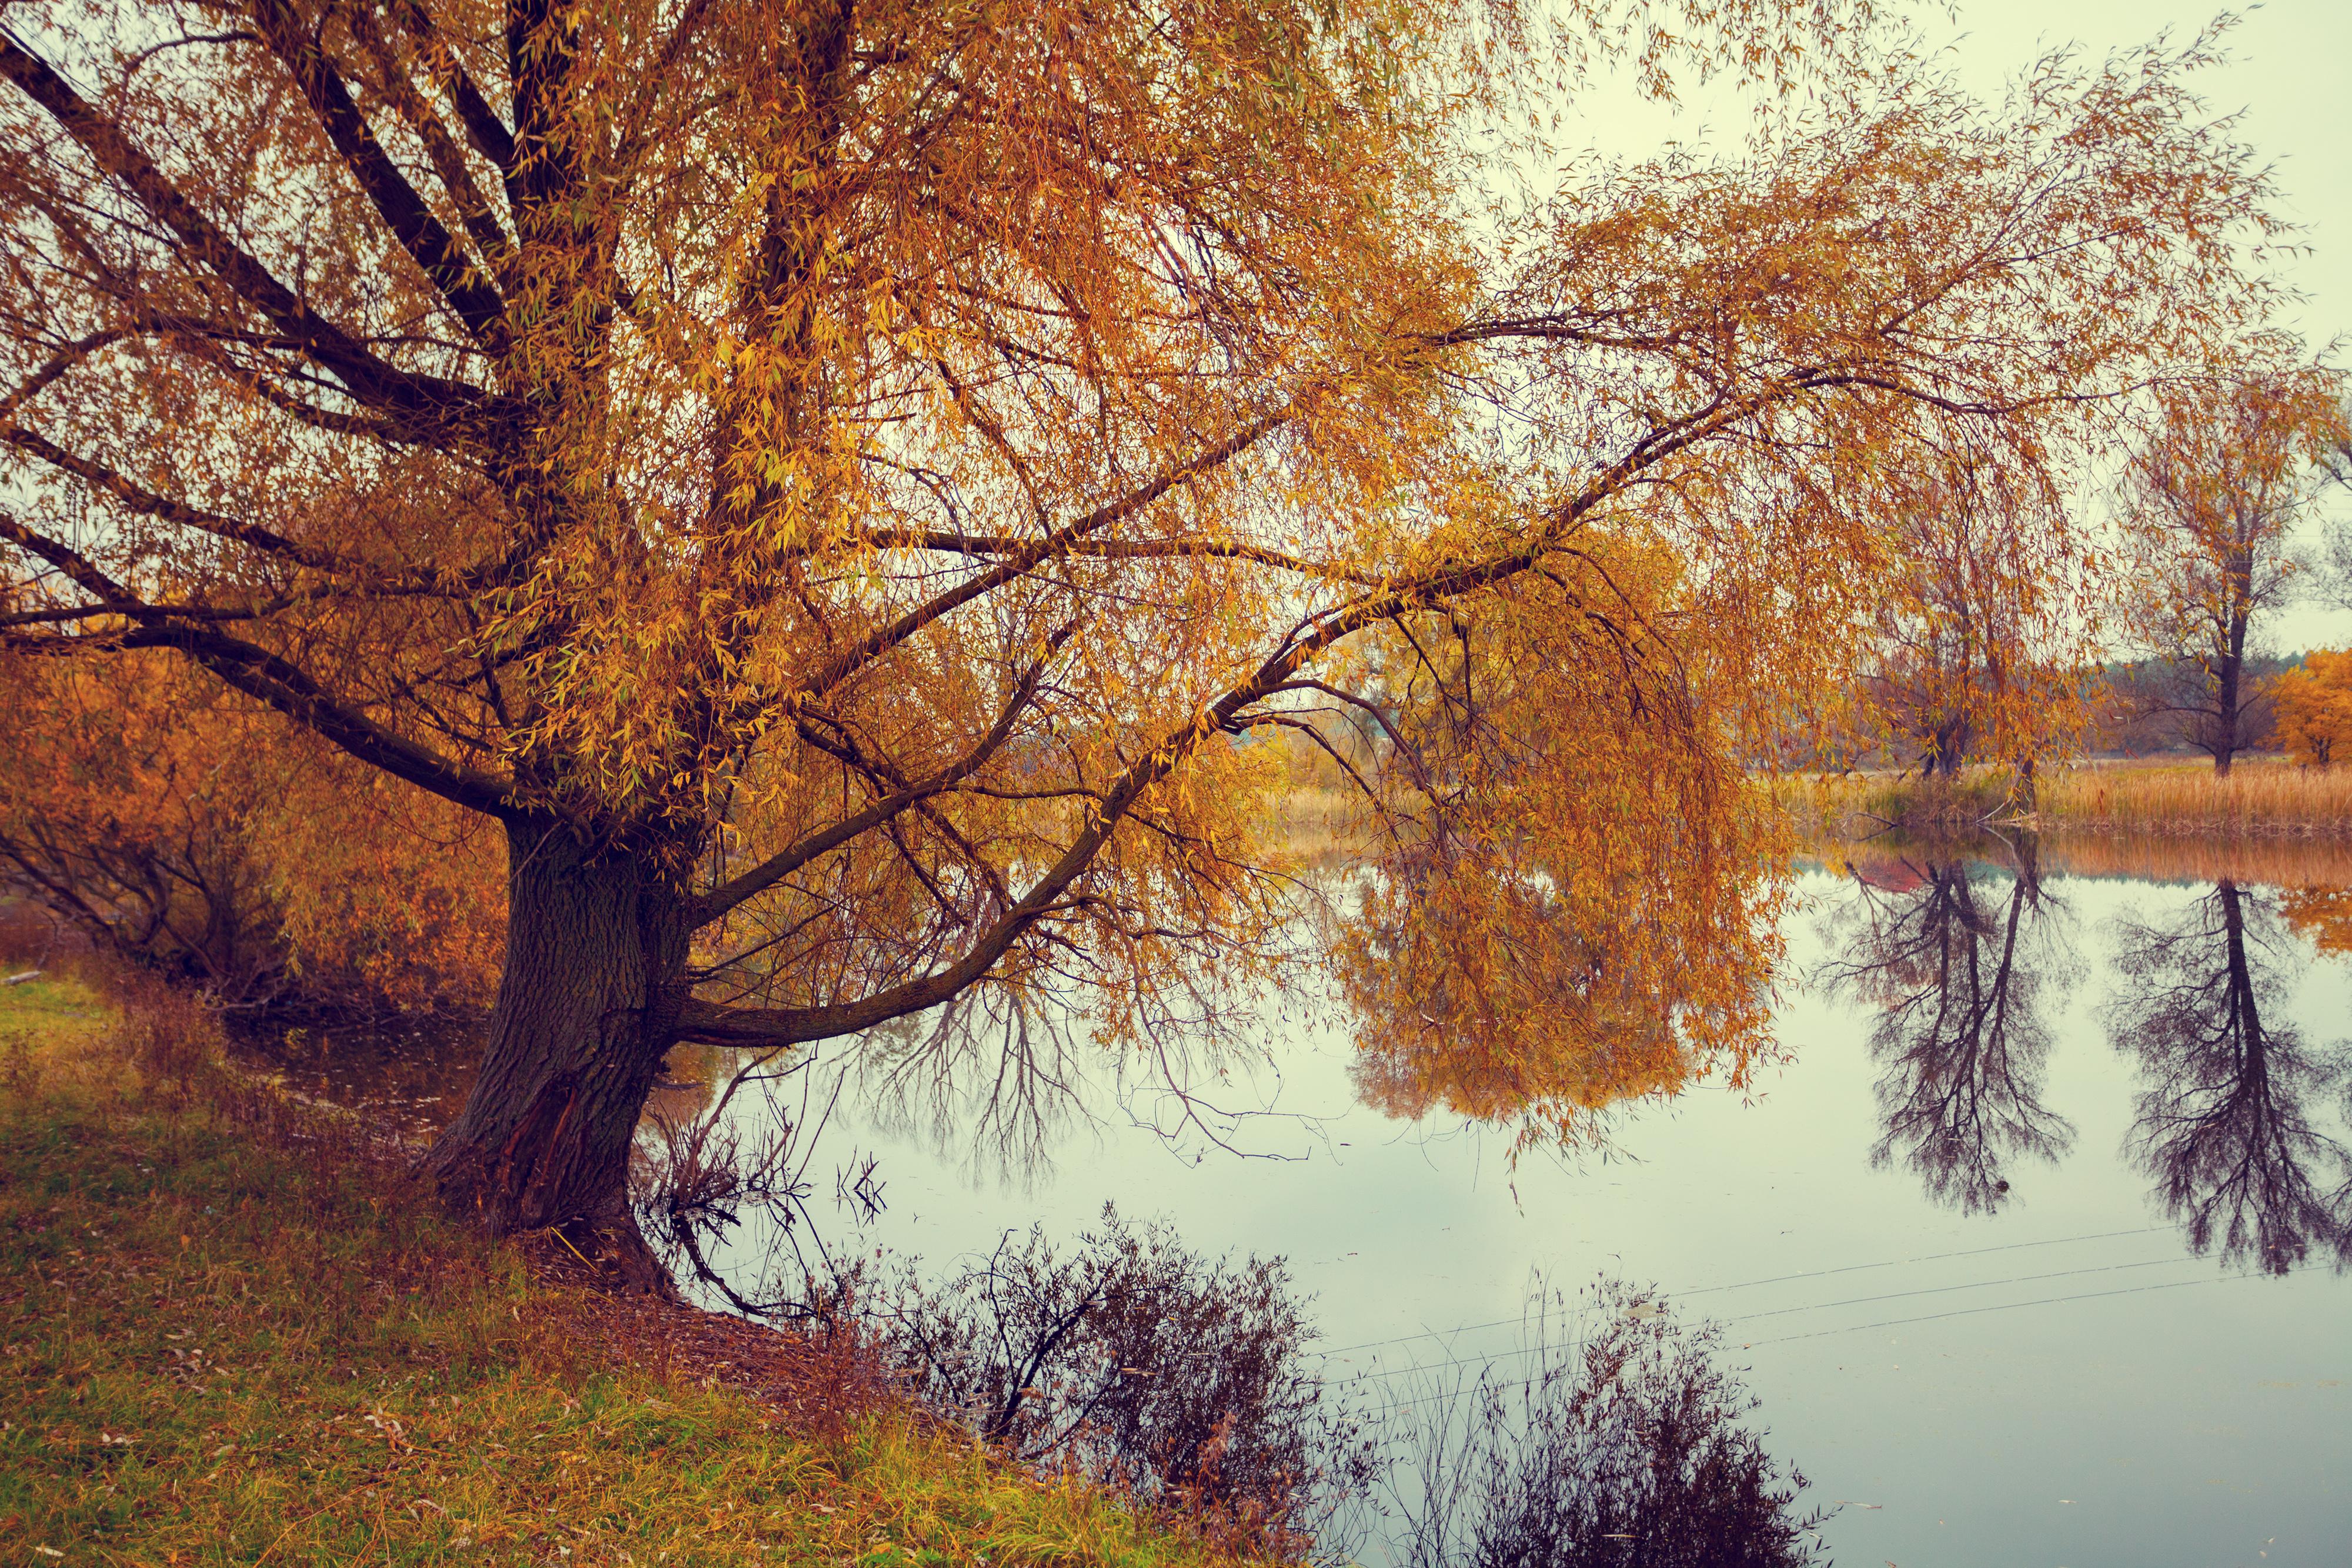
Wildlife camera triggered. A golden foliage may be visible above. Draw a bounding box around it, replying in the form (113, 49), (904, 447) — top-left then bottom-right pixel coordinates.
(2270, 650), (2352, 770)
(0, 651), (503, 1007)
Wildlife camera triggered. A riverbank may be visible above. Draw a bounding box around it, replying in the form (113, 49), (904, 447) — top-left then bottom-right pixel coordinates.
(0, 975), (1259, 1568)
(1783, 757), (2352, 839)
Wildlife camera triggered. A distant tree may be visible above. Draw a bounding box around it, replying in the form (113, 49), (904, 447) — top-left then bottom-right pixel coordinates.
(1862, 467), (2087, 794)
(2269, 650), (2352, 767)
(2117, 373), (2349, 776)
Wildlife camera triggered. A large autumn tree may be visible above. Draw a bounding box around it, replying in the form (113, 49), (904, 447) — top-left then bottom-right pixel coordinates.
(0, 0), (2286, 1278)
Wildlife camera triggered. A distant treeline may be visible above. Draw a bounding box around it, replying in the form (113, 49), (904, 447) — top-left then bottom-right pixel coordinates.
(1797, 652), (2312, 774)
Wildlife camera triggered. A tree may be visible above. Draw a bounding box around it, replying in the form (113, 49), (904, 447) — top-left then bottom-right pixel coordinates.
(1860, 466), (2088, 794)
(2268, 648), (2352, 767)
(2116, 373), (2348, 775)
(0, 0), (2287, 1279)
(2107, 881), (2352, 1274)
(0, 647), (505, 1008)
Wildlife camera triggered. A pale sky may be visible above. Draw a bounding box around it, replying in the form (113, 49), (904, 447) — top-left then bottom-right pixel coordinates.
(1556, 0), (2352, 653)
(1941, 2), (2352, 653)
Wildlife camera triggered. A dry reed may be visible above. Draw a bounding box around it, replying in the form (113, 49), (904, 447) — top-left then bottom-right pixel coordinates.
(2037, 759), (2352, 835)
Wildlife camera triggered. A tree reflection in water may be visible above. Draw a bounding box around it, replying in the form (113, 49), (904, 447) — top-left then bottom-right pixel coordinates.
(1814, 837), (2076, 1215)
(2107, 880), (2352, 1275)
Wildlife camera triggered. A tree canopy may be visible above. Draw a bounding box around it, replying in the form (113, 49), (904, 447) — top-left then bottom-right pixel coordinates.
(0, 0), (2301, 1272)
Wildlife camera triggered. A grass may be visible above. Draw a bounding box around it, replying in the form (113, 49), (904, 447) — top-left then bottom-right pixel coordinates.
(1783, 756), (2352, 840)
(0, 976), (1267, 1568)
(2037, 757), (2352, 834)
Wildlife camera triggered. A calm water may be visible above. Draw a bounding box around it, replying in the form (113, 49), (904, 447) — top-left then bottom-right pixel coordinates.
(716, 844), (2352, 1568)
(238, 840), (2352, 1566)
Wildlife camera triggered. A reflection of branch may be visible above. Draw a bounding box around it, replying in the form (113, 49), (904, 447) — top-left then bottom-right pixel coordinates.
(1815, 848), (2073, 1215)
(991, 1278), (1104, 1445)
(2109, 882), (2352, 1273)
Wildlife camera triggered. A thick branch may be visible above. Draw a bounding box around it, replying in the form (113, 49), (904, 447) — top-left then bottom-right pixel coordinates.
(1, 426), (420, 586)
(0, 27), (500, 430)
(691, 631), (1065, 928)
(794, 410), (1292, 704)
(250, 0), (509, 347)
(73, 612), (517, 817)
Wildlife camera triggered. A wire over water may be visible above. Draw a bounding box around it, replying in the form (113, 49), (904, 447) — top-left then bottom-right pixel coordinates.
(1307, 1225), (2176, 1363)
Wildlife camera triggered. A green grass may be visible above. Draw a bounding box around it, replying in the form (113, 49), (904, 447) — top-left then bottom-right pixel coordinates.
(0, 985), (1262, 1568)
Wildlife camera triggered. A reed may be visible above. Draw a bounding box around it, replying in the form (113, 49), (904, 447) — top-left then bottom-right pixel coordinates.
(2038, 759), (2352, 835)
(1783, 758), (2352, 840)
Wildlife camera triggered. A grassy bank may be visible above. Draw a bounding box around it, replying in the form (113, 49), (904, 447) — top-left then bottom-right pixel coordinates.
(0, 977), (1261, 1568)
(1784, 757), (2352, 839)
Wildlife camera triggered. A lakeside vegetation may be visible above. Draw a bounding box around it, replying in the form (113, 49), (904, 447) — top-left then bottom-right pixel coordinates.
(1782, 757), (2352, 841)
(0, 979), (1265, 1568)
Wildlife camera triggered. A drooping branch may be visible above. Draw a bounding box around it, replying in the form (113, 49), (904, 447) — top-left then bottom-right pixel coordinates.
(102, 618), (518, 818)
(672, 346), (1965, 1051)
(1, 426), (412, 585)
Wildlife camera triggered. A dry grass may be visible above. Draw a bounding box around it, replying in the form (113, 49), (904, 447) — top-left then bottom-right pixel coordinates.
(0, 984), (1276, 1568)
(1782, 757), (2352, 840)
(2036, 758), (2352, 834)
(1257, 785), (1365, 865)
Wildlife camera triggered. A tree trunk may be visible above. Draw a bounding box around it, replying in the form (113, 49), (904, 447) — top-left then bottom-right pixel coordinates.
(2212, 560), (2253, 779)
(425, 816), (691, 1291)
(2213, 647), (2241, 778)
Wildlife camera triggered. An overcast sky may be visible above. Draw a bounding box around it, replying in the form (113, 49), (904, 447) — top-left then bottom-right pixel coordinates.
(1560, 0), (2352, 653)
(1947, 1), (2351, 651)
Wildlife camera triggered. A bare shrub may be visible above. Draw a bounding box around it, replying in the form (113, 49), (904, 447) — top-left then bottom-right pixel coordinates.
(874, 1208), (1378, 1556)
(1381, 1279), (1827, 1568)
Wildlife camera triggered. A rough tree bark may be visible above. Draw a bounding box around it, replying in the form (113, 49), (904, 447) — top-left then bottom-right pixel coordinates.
(2209, 604), (2249, 778)
(423, 817), (694, 1290)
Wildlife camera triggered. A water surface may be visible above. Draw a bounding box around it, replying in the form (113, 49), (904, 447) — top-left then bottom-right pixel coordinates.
(740, 839), (2352, 1567)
